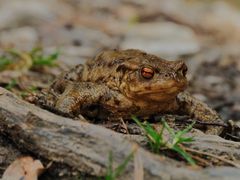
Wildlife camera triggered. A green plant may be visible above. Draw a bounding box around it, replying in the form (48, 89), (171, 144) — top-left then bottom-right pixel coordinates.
(5, 79), (17, 90)
(132, 116), (196, 165)
(20, 86), (38, 98)
(105, 151), (133, 180)
(0, 48), (59, 71)
(30, 47), (59, 66)
(0, 55), (12, 70)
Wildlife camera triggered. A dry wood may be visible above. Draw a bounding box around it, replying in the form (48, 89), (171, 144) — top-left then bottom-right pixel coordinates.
(0, 87), (239, 179)
(125, 130), (240, 164)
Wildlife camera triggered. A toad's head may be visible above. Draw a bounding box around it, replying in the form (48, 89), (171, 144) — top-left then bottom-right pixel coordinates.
(115, 50), (188, 102)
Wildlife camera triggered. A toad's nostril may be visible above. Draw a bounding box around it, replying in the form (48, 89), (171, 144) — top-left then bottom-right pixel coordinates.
(176, 61), (188, 76)
(181, 64), (188, 76)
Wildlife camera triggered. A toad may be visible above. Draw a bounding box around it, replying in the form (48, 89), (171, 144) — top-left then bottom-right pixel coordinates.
(35, 49), (223, 135)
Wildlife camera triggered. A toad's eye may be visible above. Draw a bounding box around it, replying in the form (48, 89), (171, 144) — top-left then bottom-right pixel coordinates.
(141, 67), (154, 79)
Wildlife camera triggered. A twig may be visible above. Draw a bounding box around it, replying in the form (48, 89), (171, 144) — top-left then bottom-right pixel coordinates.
(182, 145), (240, 168)
(190, 154), (212, 167)
(175, 119), (228, 127)
(120, 118), (129, 134)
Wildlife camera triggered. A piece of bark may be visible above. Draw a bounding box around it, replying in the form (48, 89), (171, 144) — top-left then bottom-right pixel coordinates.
(0, 87), (239, 180)
(124, 131), (240, 163)
(189, 133), (240, 160)
(0, 135), (22, 176)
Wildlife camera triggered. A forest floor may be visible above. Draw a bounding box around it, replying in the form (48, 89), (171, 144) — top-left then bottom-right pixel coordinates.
(0, 0), (240, 179)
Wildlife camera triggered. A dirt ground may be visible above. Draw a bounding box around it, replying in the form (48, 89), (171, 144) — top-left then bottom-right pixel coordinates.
(0, 0), (240, 179)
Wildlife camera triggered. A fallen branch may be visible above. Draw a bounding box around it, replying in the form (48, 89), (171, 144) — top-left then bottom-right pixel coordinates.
(183, 146), (240, 168)
(0, 87), (239, 179)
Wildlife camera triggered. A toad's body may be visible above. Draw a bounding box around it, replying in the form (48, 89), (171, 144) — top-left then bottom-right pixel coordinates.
(36, 49), (223, 135)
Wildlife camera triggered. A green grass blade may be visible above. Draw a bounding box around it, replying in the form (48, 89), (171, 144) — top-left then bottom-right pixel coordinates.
(105, 152), (114, 180)
(0, 57), (12, 70)
(32, 49), (59, 66)
(178, 137), (194, 144)
(132, 116), (144, 128)
(132, 116), (168, 153)
(144, 123), (162, 142)
(132, 116), (160, 142)
(159, 124), (164, 137)
(5, 79), (17, 90)
(7, 49), (21, 57)
(30, 47), (42, 55)
(175, 121), (195, 138)
(48, 51), (59, 60)
(113, 152), (134, 178)
(173, 145), (195, 165)
(163, 121), (175, 137)
(133, 116), (196, 166)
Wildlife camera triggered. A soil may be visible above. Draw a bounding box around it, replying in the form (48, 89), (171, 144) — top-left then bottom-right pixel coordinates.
(0, 0), (240, 179)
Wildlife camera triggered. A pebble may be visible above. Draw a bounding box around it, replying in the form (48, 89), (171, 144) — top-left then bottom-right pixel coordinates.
(204, 75), (223, 85)
(41, 24), (119, 47)
(40, 25), (120, 64)
(59, 46), (95, 66)
(205, 166), (240, 180)
(120, 22), (200, 58)
(0, 0), (55, 30)
(0, 26), (38, 50)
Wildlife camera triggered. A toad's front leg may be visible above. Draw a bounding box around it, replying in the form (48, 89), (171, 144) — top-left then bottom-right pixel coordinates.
(177, 92), (224, 135)
(54, 82), (110, 117)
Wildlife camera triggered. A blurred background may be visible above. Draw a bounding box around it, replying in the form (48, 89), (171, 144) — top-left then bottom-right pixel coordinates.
(0, 0), (239, 122)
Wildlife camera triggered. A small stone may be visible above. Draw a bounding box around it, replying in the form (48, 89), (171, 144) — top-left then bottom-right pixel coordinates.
(120, 22), (200, 58)
(0, 26), (38, 50)
(0, 90), (4, 95)
(0, 0), (54, 29)
(205, 167), (240, 179)
(204, 75), (223, 85)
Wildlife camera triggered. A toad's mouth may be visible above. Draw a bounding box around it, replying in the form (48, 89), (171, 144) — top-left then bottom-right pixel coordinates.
(125, 79), (188, 100)
(134, 83), (187, 96)
(132, 86), (186, 102)
(137, 89), (183, 97)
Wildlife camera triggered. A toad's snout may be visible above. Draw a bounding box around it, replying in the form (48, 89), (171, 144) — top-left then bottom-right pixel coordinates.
(175, 61), (188, 77)
(162, 61), (188, 79)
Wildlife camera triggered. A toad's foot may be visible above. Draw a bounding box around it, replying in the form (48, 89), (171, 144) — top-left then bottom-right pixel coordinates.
(177, 92), (224, 135)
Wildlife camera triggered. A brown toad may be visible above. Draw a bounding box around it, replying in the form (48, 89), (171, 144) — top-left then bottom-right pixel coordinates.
(35, 49), (223, 135)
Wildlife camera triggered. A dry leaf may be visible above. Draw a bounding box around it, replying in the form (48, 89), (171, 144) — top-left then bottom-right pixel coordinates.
(2, 156), (44, 180)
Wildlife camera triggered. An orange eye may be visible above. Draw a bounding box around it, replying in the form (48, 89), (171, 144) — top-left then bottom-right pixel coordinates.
(141, 67), (154, 79)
